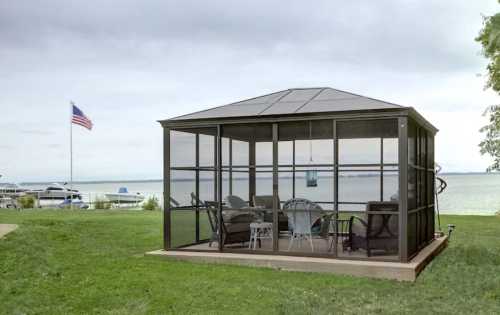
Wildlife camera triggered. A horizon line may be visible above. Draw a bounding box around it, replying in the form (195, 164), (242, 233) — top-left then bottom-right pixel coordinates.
(13, 171), (497, 185)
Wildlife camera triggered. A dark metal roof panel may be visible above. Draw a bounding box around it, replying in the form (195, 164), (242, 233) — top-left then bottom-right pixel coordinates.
(259, 101), (305, 115)
(278, 88), (323, 102)
(299, 98), (402, 113)
(314, 88), (359, 100)
(232, 90), (289, 105)
(166, 87), (408, 122)
(173, 103), (271, 120)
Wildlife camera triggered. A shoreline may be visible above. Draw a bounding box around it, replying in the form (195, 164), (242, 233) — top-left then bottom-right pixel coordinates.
(16, 171), (500, 185)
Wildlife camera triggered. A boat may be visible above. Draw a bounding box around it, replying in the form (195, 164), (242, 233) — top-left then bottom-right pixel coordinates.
(0, 183), (28, 198)
(58, 199), (89, 209)
(105, 187), (145, 204)
(27, 183), (82, 201)
(0, 196), (17, 208)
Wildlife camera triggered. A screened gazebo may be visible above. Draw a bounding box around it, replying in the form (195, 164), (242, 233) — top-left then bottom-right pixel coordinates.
(158, 87), (438, 263)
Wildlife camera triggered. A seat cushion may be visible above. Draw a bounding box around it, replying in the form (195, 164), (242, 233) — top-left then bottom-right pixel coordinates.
(253, 195), (281, 210)
(223, 211), (255, 223)
(225, 222), (251, 233)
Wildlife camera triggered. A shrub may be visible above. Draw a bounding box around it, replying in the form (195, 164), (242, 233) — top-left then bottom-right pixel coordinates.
(142, 196), (160, 211)
(18, 195), (35, 209)
(94, 198), (112, 210)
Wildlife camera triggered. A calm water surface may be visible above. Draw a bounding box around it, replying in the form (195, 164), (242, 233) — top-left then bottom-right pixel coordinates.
(439, 174), (500, 215)
(21, 173), (500, 215)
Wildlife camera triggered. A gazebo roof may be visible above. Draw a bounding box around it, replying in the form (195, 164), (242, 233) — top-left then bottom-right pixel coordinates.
(160, 87), (437, 133)
(168, 87), (405, 121)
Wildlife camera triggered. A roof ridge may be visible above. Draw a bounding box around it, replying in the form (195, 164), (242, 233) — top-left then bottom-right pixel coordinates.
(292, 88), (327, 113)
(257, 89), (294, 115)
(287, 86), (330, 90)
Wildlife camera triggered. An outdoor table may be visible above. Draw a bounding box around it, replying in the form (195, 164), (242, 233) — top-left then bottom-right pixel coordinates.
(324, 217), (351, 251)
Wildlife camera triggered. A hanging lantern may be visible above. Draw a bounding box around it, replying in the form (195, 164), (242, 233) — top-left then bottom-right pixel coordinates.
(306, 169), (318, 187)
(306, 121), (318, 187)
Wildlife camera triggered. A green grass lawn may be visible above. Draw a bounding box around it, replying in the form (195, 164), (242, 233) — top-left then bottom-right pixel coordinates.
(0, 210), (499, 314)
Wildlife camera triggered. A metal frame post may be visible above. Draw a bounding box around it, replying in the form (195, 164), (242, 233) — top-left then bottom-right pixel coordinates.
(163, 127), (171, 250)
(398, 117), (409, 262)
(272, 123), (279, 251)
(416, 126), (421, 248)
(217, 125), (223, 251)
(333, 120), (339, 257)
(195, 133), (200, 243)
(213, 132), (218, 202)
(423, 129), (429, 242)
(431, 133), (436, 237)
(249, 139), (256, 206)
(292, 140), (296, 199)
(429, 133), (435, 237)
(380, 137), (384, 201)
(229, 139), (233, 195)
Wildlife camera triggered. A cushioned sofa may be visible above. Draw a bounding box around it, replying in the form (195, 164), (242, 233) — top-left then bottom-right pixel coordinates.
(205, 200), (256, 247)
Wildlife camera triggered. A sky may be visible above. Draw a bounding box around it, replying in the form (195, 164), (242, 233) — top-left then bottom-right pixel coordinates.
(1, 0), (500, 182)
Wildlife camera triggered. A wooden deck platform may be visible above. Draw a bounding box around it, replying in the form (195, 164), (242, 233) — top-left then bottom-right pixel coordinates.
(179, 237), (399, 260)
(147, 235), (448, 281)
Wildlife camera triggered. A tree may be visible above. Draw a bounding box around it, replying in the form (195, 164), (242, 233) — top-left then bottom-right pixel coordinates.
(479, 106), (500, 171)
(477, 7), (500, 171)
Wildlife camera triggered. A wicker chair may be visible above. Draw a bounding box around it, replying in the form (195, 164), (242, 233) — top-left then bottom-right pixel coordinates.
(282, 198), (329, 252)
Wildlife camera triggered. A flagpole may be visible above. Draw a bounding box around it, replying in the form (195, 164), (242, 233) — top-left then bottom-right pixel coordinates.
(70, 101), (73, 210)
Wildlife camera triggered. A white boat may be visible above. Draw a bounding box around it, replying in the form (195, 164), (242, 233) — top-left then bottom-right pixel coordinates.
(105, 187), (145, 204)
(28, 183), (82, 201)
(0, 183), (28, 198)
(0, 196), (17, 208)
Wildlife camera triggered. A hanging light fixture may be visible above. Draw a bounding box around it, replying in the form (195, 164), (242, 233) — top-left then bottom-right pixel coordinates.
(306, 121), (318, 187)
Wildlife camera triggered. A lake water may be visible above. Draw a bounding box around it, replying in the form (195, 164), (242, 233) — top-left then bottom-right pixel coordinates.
(20, 173), (500, 215)
(438, 174), (500, 215)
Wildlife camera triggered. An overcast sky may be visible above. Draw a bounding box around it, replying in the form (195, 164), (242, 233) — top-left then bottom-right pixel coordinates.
(1, 0), (499, 182)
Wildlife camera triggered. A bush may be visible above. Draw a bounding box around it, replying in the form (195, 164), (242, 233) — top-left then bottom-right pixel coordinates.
(142, 196), (160, 211)
(94, 198), (112, 210)
(18, 195), (35, 209)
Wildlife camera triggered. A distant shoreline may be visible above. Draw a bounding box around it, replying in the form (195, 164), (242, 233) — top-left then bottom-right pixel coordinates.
(17, 171), (498, 185)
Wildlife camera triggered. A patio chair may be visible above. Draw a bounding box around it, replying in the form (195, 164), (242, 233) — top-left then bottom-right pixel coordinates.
(190, 192), (204, 207)
(225, 195), (248, 208)
(253, 195), (288, 232)
(205, 201), (256, 247)
(170, 197), (180, 208)
(347, 201), (399, 257)
(282, 198), (329, 252)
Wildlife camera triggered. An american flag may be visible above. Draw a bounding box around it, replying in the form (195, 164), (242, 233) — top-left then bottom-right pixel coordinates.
(71, 103), (93, 130)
